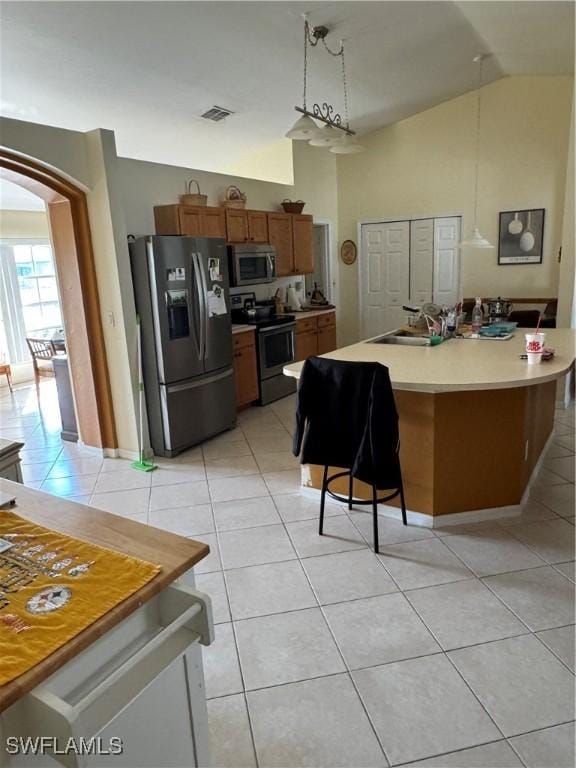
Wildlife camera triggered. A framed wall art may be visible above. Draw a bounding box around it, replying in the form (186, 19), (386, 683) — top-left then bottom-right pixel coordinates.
(498, 208), (544, 265)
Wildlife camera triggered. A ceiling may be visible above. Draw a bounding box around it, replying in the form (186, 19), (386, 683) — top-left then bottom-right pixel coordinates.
(0, 179), (45, 211)
(1, 1), (573, 177)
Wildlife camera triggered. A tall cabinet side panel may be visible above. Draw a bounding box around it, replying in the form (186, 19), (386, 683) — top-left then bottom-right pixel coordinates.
(129, 238), (166, 456)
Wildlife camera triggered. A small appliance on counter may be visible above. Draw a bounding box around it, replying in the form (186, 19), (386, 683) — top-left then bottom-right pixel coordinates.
(487, 297), (512, 324)
(231, 292), (297, 404)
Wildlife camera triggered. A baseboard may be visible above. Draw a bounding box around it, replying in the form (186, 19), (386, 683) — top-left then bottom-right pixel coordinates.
(299, 432), (555, 529)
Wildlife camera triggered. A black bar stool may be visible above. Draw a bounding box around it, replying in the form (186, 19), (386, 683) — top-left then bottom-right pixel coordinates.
(293, 357), (407, 553)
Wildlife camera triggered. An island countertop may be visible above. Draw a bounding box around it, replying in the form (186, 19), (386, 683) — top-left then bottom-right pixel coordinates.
(284, 328), (576, 393)
(0, 479), (209, 712)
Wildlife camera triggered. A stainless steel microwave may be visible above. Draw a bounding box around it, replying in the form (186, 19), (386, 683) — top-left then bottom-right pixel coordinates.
(228, 244), (276, 286)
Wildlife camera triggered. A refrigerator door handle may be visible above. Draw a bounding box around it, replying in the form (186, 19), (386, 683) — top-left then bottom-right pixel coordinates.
(191, 252), (204, 362)
(166, 367), (233, 394)
(196, 251), (210, 361)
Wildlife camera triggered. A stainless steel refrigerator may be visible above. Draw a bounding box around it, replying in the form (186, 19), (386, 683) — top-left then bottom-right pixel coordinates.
(130, 235), (236, 457)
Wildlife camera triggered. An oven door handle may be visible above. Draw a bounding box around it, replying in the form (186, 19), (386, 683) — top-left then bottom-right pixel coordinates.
(259, 323), (296, 333)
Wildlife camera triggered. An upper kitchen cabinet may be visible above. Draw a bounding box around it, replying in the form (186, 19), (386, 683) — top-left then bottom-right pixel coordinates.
(225, 209), (269, 244)
(154, 205), (226, 239)
(267, 212), (314, 276)
(292, 214), (314, 274)
(267, 212), (294, 276)
(154, 205), (315, 275)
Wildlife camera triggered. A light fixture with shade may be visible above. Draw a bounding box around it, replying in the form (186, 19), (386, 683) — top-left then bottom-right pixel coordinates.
(460, 54), (494, 250)
(285, 16), (363, 153)
(330, 133), (364, 154)
(308, 125), (343, 147)
(285, 114), (321, 140)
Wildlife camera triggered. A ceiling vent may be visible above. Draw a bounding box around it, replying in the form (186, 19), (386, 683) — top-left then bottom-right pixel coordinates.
(200, 106), (234, 122)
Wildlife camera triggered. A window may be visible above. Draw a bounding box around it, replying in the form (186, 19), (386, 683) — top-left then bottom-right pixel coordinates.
(0, 239), (63, 363)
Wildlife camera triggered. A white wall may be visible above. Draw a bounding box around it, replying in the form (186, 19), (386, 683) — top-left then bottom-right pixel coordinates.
(337, 76), (574, 345)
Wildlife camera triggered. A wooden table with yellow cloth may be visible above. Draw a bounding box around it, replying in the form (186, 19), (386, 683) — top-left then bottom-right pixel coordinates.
(0, 510), (161, 686)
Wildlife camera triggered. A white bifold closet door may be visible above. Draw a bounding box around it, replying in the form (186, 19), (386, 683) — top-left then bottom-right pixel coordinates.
(433, 216), (460, 306)
(409, 219), (434, 307)
(360, 221), (410, 337)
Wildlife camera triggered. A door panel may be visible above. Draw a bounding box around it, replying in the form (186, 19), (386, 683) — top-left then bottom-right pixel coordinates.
(202, 208), (226, 238)
(292, 215), (314, 274)
(226, 209), (248, 243)
(247, 211), (269, 243)
(148, 237), (204, 384)
(198, 238), (233, 374)
(410, 219), (434, 306)
(160, 368), (236, 453)
(268, 213), (293, 276)
(361, 221), (409, 337)
(433, 217), (460, 306)
(178, 208), (203, 236)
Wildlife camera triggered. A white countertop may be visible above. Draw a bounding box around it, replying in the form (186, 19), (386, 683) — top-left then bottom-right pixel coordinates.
(284, 328), (576, 393)
(292, 308), (336, 319)
(232, 324), (256, 335)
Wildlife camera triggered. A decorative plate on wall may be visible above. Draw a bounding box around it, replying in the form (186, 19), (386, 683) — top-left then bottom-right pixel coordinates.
(341, 240), (357, 265)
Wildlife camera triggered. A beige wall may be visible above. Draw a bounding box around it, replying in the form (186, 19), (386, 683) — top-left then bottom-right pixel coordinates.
(558, 87), (575, 329)
(0, 210), (49, 238)
(337, 76), (573, 345)
(0, 115), (338, 453)
(224, 139), (294, 184)
(0, 117), (91, 188)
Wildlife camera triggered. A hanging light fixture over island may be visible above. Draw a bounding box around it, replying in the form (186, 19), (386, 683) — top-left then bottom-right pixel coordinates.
(285, 17), (364, 154)
(460, 53), (494, 250)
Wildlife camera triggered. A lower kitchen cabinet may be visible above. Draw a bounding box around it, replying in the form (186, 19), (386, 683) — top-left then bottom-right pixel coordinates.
(233, 330), (259, 407)
(295, 311), (336, 362)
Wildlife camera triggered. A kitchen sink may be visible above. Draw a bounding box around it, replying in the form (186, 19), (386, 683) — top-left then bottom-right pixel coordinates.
(370, 330), (435, 346)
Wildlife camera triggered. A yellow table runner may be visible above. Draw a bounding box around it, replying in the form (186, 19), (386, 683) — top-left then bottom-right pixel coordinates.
(0, 511), (161, 686)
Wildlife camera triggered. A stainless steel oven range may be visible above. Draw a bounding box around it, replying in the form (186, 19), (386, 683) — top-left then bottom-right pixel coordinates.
(231, 293), (296, 404)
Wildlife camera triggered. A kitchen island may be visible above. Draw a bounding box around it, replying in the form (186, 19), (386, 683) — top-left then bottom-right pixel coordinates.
(284, 328), (575, 524)
(0, 480), (213, 767)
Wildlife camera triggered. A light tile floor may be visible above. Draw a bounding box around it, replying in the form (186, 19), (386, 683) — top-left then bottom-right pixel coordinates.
(1, 382), (575, 767)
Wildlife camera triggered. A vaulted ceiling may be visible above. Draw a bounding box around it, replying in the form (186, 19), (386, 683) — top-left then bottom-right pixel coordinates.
(1, 1), (573, 177)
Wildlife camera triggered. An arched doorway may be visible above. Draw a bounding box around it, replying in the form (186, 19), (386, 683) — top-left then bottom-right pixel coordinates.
(0, 149), (117, 450)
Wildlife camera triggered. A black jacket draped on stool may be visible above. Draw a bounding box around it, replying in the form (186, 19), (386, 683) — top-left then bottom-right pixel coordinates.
(292, 357), (401, 490)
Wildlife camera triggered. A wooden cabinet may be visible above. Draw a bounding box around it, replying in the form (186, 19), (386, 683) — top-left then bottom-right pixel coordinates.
(295, 329), (318, 362)
(247, 211), (269, 243)
(267, 213), (293, 276)
(233, 331), (259, 408)
(154, 205), (226, 239)
(317, 312), (337, 355)
(154, 205), (314, 274)
(295, 311), (336, 362)
(226, 209), (269, 244)
(267, 212), (314, 276)
(226, 209), (249, 243)
(292, 214), (314, 274)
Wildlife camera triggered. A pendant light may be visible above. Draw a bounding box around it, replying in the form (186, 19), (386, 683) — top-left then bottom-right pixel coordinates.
(285, 17), (363, 152)
(286, 114), (321, 140)
(330, 133), (364, 154)
(460, 54), (494, 250)
(309, 125), (343, 147)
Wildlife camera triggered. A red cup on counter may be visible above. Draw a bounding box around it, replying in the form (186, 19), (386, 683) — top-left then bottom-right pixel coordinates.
(525, 333), (545, 364)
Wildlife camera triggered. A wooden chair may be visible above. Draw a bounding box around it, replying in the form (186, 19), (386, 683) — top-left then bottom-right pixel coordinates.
(0, 363), (12, 393)
(26, 337), (57, 387)
(508, 310), (541, 328)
